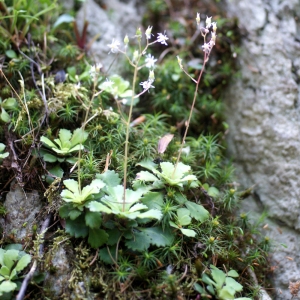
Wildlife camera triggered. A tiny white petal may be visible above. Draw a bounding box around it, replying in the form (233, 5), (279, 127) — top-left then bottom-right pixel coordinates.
(107, 39), (120, 54)
(145, 53), (157, 68)
(157, 32), (169, 46)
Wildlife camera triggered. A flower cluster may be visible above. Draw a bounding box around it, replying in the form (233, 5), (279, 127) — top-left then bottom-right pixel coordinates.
(89, 63), (103, 80)
(105, 27), (170, 92)
(201, 15), (217, 55)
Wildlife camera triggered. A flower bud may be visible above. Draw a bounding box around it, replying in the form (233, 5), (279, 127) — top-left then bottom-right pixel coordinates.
(136, 27), (142, 38)
(212, 22), (217, 33)
(196, 12), (200, 26)
(145, 25), (153, 39)
(124, 35), (129, 45)
(177, 55), (183, 68)
(149, 70), (155, 82)
(133, 50), (139, 62)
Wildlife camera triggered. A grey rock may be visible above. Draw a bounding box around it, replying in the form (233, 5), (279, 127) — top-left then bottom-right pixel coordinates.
(4, 182), (42, 241)
(224, 0), (300, 298)
(44, 245), (72, 298)
(76, 0), (145, 73)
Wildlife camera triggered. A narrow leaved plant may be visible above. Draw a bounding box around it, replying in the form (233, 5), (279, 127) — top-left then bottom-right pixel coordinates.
(173, 14), (217, 176)
(106, 26), (169, 210)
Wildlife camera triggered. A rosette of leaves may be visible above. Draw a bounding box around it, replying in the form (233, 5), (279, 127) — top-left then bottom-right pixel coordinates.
(40, 128), (88, 163)
(87, 170), (162, 221)
(59, 177), (108, 248)
(0, 97), (18, 123)
(0, 144), (9, 160)
(135, 160), (198, 188)
(0, 245), (31, 299)
(194, 265), (251, 300)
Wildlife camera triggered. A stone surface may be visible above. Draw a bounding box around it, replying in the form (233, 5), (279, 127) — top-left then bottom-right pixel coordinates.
(44, 245), (72, 298)
(224, 0), (300, 299)
(76, 0), (145, 73)
(4, 182), (42, 241)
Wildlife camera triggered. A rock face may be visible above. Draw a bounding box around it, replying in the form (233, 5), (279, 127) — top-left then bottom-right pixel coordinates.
(4, 182), (42, 241)
(76, 0), (145, 73)
(224, 0), (300, 298)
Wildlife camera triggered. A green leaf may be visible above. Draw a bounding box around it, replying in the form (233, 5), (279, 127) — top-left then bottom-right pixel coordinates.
(88, 228), (108, 248)
(0, 144), (5, 153)
(9, 268), (17, 281)
(87, 201), (112, 214)
(228, 269), (239, 278)
(135, 171), (158, 182)
(194, 282), (206, 294)
(106, 228), (122, 246)
(58, 129), (72, 147)
(142, 192), (164, 210)
(3, 250), (19, 270)
(177, 208), (191, 226)
(40, 136), (58, 150)
(161, 162), (191, 180)
(48, 165), (64, 178)
(65, 215), (89, 238)
(42, 153), (58, 162)
(4, 244), (22, 251)
(218, 286), (235, 299)
(137, 209), (162, 220)
(0, 280), (17, 295)
(15, 254), (31, 272)
(2, 98), (17, 110)
(0, 249), (4, 266)
(5, 50), (17, 59)
(96, 170), (121, 187)
(59, 204), (73, 218)
(85, 211), (102, 228)
(0, 152), (9, 159)
(53, 13), (74, 28)
(174, 193), (187, 204)
(125, 231), (151, 251)
(70, 128), (88, 147)
(1, 108), (10, 123)
(185, 201), (209, 222)
(225, 276), (243, 292)
(210, 265), (226, 289)
(63, 179), (79, 194)
(68, 210), (82, 220)
(180, 228), (196, 237)
(139, 227), (174, 247)
(208, 186), (220, 197)
(61, 179), (105, 204)
(0, 267), (10, 277)
(137, 160), (158, 171)
(99, 246), (117, 264)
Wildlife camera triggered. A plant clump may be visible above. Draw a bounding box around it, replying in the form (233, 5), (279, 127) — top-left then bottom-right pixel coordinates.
(0, 0), (272, 299)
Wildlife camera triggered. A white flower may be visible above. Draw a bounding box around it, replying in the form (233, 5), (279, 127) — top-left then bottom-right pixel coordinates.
(145, 26), (153, 39)
(107, 39), (120, 54)
(89, 63), (102, 80)
(157, 32), (169, 45)
(202, 41), (214, 54)
(140, 80), (155, 91)
(206, 16), (212, 29)
(145, 53), (157, 68)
